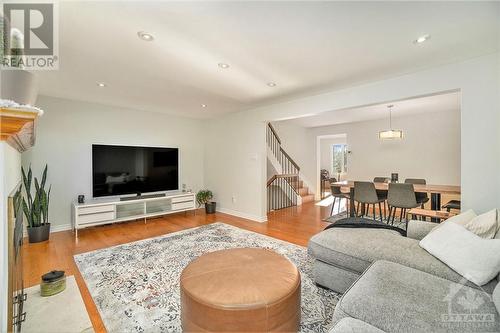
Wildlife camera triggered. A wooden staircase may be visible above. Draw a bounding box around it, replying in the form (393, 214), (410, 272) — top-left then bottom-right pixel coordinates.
(266, 123), (314, 211)
(298, 183), (315, 203)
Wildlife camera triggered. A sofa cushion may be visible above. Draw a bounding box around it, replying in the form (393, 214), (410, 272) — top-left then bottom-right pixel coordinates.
(308, 227), (498, 293)
(445, 209), (477, 226)
(329, 317), (385, 333)
(432, 209), (476, 233)
(407, 220), (437, 240)
(313, 259), (359, 293)
(333, 260), (499, 333)
(464, 209), (499, 239)
(420, 222), (500, 286)
(309, 228), (400, 273)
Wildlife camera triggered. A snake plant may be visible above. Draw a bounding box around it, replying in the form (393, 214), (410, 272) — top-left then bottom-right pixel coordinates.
(21, 165), (51, 228)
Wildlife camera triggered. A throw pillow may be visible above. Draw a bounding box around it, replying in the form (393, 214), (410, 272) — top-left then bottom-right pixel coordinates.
(432, 209), (476, 232)
(464, 209), (498, 239)
(420, 222), (500, 286)
(494, 209), (500, 239)
(445, 209), (477, 226)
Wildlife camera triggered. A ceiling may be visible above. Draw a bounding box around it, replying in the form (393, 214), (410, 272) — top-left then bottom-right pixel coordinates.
(284, 91), (461, 128)
(35, 1), (499, 118)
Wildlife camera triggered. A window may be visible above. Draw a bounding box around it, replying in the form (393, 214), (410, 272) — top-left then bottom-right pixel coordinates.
(331, 144), (348, 175)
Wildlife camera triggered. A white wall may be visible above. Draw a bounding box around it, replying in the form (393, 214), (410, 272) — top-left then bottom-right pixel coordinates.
(0, 143), (22, 332)
(22, 96), (205, 230)
(303, 109), (461, 197)
(204, 113), (267, 222)
(205, 53), (500, 220)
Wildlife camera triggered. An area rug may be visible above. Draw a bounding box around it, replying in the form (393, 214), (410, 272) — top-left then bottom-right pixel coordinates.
(74, 223), (340, 332)
(23, 276), (94, 333)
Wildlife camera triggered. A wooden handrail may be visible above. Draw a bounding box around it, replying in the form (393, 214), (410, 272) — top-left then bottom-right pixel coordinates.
(279, 148), (300, 172)
(266, 173), (299, 186)
(275, 173), (299, 178)
(267, 123), (281, 144)
(266, 176), (276, 187)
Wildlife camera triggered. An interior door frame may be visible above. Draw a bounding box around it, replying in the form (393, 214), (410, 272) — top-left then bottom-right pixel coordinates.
(315, 134), (347, 200)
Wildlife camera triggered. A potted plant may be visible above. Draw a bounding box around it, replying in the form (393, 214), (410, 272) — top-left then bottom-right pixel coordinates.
(21, 165), (51, 243)
(196, 190), (216, 214)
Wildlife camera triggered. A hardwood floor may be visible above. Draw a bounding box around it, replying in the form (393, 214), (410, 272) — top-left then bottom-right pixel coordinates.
(22, 202), (332, 332)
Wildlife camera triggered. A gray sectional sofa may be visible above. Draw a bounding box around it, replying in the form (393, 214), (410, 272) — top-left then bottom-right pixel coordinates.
(308, 220), (500, 332)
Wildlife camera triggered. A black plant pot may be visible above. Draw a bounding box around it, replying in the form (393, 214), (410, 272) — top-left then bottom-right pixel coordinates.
(27, 223), (50, 243)
(205, 202), (216, 214)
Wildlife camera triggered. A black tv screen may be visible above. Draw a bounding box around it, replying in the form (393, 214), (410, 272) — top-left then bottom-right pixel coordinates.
(92, 144), (179, 198)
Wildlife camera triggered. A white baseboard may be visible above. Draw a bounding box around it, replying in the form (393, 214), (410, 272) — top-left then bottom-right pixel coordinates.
(216, 208), (267, 223)
(22, 210), (268, 237)
(50, 223), (73, 233)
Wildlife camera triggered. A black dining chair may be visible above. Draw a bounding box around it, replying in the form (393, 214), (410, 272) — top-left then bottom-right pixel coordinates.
(404, 178), (429, 208)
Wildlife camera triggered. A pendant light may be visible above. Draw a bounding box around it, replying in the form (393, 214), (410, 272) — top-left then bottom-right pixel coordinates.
(379, 105), (403, 140)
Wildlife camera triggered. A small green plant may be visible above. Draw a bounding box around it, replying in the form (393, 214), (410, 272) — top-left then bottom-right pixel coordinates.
(21, 164), (51, 228)
(196, 190), (213, 207)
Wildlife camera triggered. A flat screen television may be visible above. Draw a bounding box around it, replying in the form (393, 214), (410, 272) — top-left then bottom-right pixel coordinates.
(92, 144), (179, 198)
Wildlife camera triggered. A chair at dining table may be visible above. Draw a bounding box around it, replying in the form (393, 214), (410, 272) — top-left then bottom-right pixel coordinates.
(373, 177), (390, 217)
(404, 178), (430, 208)
(387, 183), (419, 228)
(330, 178), (350, 216)
(353, 181), (385, 222)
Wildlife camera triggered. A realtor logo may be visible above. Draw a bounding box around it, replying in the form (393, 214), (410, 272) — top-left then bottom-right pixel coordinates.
(440, 279), (498, 331)
(1, 1), (59, 70)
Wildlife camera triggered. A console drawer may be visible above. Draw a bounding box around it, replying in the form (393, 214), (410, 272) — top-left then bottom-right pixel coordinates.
(171, 195), (194, 203)
(78, 211), (115, 224)
(78, 205), (114, 215)
(172, 201), (194, 211)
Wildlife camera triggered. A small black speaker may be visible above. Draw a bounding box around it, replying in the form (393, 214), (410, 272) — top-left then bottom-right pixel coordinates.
(77, 195), (85, 203)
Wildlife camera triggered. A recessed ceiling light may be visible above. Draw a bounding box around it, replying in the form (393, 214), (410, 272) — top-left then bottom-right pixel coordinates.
(413, 34), (430, 44)
(201, 104), (207, 108)
(218, 63), (230, 69)
(97, 82), (106, 87)
(267, 82), (277, 87)
(137, 31), (154, 41)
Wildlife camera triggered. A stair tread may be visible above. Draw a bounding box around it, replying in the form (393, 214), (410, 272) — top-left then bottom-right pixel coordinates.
(300, 194), (315, 203)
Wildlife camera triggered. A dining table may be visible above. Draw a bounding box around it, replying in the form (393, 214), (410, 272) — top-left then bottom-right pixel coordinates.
(331, 180), (461, 222)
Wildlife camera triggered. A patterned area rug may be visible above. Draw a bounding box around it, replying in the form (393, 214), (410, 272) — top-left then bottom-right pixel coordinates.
(74, 223), (340, 332)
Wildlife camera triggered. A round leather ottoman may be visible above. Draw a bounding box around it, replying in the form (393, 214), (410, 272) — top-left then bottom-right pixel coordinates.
(180, 248), (301, 332)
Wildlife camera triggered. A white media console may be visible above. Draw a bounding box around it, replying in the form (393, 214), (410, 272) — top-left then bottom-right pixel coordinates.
(71, 192), (196, 237)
